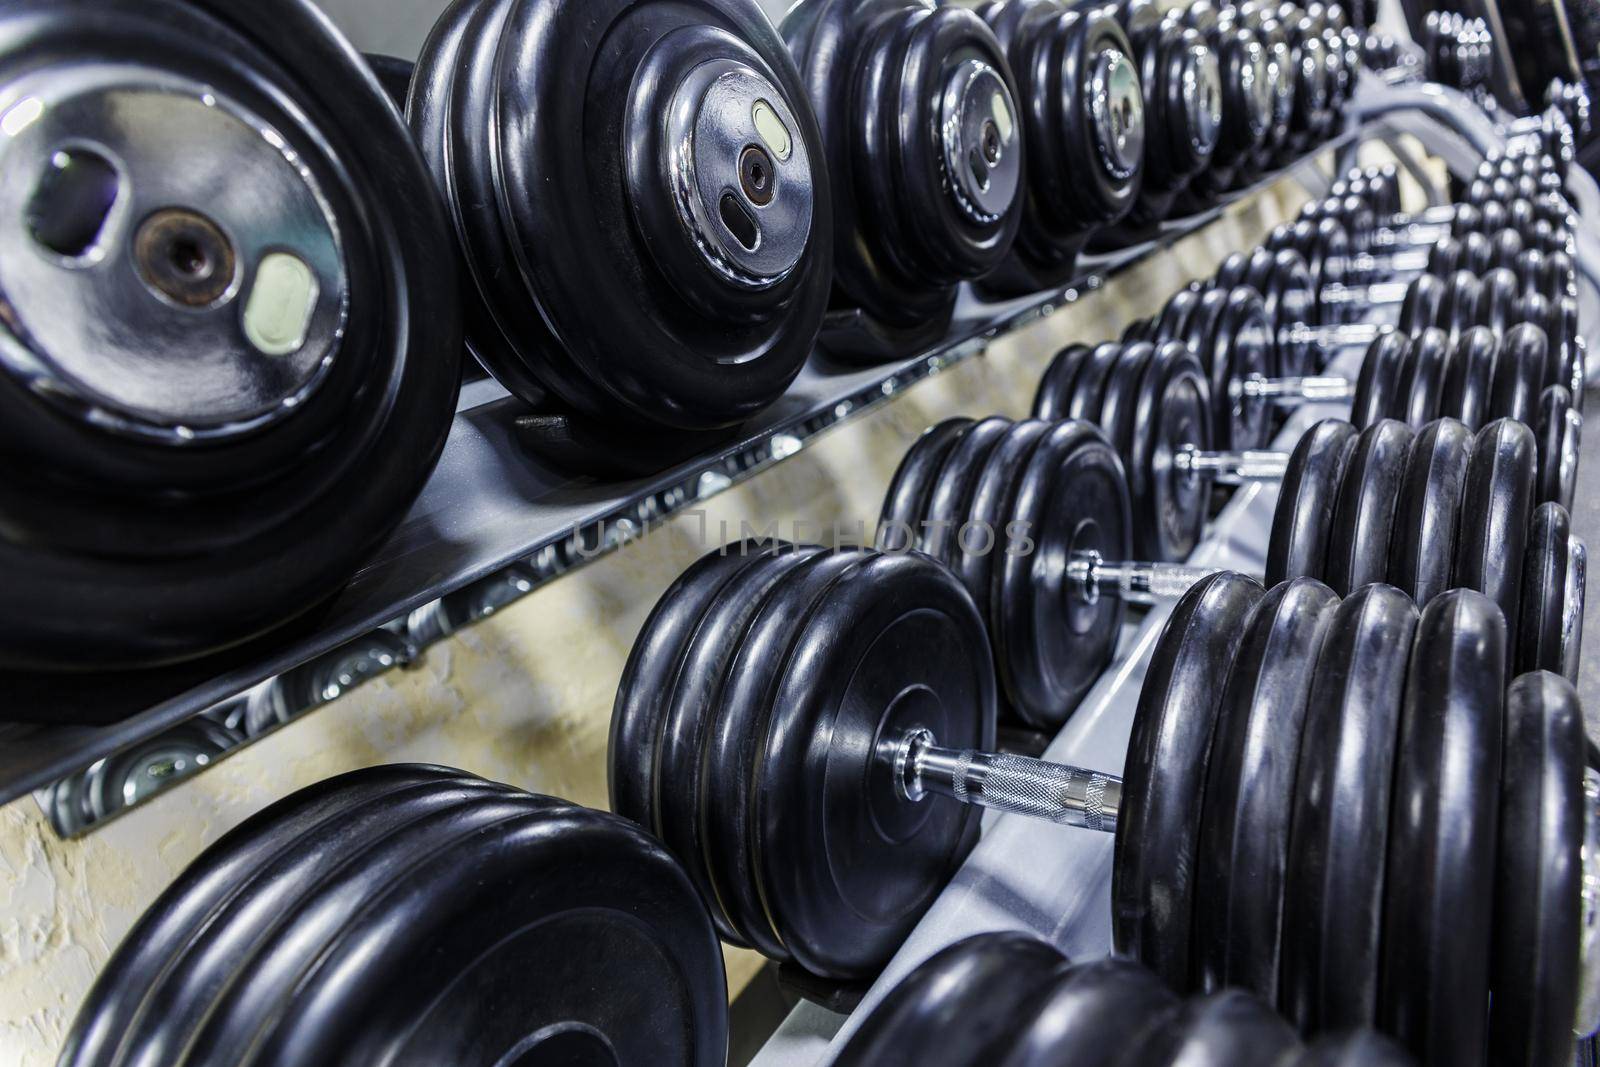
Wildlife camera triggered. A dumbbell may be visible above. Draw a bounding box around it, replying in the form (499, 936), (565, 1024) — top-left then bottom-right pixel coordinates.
(609, 542), (1594, 1066)
(0, 0), (463, 673)
(835, 931), (1417, 1066)
(409, 0), (831, 434)
(61, 765), (729, 1067)
(778, 1), (1023, 362)
(974, 0), (1149, 295)
(879, 413), (1581, 726)
(1172, 2), (1278, 204)
(1093, 0), (1225, 237)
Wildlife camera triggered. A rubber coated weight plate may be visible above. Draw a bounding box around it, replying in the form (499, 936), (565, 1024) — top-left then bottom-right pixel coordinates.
(1280, 586), (1418, 1032)
(1349, 333), (1410, 430)
(834, 933), (1067, 1067)
(1477, 268), (1521, 334)
(1491, 672), (1584, 1067)
(878, 419), (973, 551)
(1098, 342), (1156, 459)
(1395, 328), (1449, 428)
(1324, 419), (1413, 596)
(997, 957), (1180, 1067)
(1380, 590), (1506, 1067)
(410, 0), (830, 431)
(1397, 274), (1445, 337)
(1130, 342), (1214, 562)
(1292, 1031), (1416, 1066)
(1185, 287), (1271, 451)
(256, 796), (725, 1067)
(1440, 326), (1498, 430)
(1250, 249), (1320, 375)
(1490, 322), (1550, 427)
(1388, 418), (1474, 607)
(1266, 419), (1359, 587)
(1439, 271), (1482, 340)
(782, 0), (1023, 358)
(1519, 503), (1571, 675)
(993, 422), (1131, 725)
(1114, 572), (1267, 990)
(157, 785), (567, 1066)
(656, 544), (818, 943)
(757, 550), (995, 979)
(0, 0), (463, 671)
(1215, 251), (1252, 290)
(1035, 344), (1096, 422)
(1069, 343), (1129, 421)
(1154, 289), (1204, 343)
(1194, 578), (1340, 999)
(703, 547), (870, 964)
(611, 548), (777, 835)
(1537, 385), (1578, 510)
(954, 418), (1047, 633)
(1116, 989), (1301, 1067)
(58, 766), (482, 1067)
(918, 417), (1014, 571)
(1456, 419), (1538, 645)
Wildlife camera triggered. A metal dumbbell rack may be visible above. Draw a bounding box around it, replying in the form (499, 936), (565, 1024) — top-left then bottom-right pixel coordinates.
(5, 79), (1593, 851)
(748, 94), (1600, 1066)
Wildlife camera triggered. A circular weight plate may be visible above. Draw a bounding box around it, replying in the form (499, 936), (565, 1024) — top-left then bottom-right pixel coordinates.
(1388, 418), (1474, 607)
(611, 546), (775, 834)
(1098, 342), (1156, 459)
(1113, 572), (1267, 990)
(1323, 419), (1414, 596)
(1477, 267), (1521, 334)
(1490, 322), (1550, 427)
(702, 547), (867, 963)
(995, 421), (1131, 725)
(1131, 341), (1214, 562)
(957, 419), (1048, 653)
(878, 419), (974, 551)
(1215, 250), (1252, 289)
(1456, 418), (1538, 646)
(1154, 288), (1204, 343)
(57, 766), (489, 1067)
(1518, 502), (1570, 675)
(1291, 1031), (1416, 1066)
(923, 416), (1016, 580)
(656, 543), (817, 943)
(1034, 344), (1096, 422)
(1536, 385), (1579, 510)
(1208, 288), (1274, 451)
(1379, 590), (1506, 1067)
(246, 799), (727, 1067)
(1280, 586), (1418, 1033)
(1490, 672), (1584, 1067)
(1395, 327), (1449, 428)
(153, 785), (567, 1067)
(1, 0), (463, 671)
(1349, 333), (1410, 430)
(1440, 326), (1498, 430)
(834, 933), (1067, 1067)
(1397, 274), (1445, 338)
(1118, 989), (1301, 1067)
(998, 956), (1179, 1067)
(1266, 419), (1360, 587)
(1069, 342), (1130, 422)
(1439, 270), (1482, 340)
(1194, 578), (1340, 999)
(1256, 250), (1320, 375)
(758, 550), (996, 979)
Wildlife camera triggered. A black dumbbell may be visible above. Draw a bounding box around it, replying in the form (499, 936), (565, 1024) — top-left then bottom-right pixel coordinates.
(1173, 2), (1277, 204)
(1094, 0), (1224, 236)
(975, 0), (1149, 295)
(609, 541), (1592, 1066)
(879, 413), (1581, 726)
(61, 766), (729, 1067)
(409, 0), (831, 433)
(0, 0), (463, 672)
(834, 931), (1417, 1066)
(780, 0), (1025, 362)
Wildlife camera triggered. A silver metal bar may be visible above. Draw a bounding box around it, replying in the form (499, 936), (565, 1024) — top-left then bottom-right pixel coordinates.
(1318, 282), (1410, 308)
(1345, 248), (1432, 275)
(1063, 549), (1233, 606)
(1563, 536), (1587, 687)
(1233, 374), (1355, 406)
(1173, 443), (1293, 484)
(1281, 320), (1391, 348)
(895, 729), (1121, 834)
(1368, 220), (1452, 248)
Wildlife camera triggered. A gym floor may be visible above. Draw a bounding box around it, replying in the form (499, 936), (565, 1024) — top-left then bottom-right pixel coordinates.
(1577, 385), (1600, 734)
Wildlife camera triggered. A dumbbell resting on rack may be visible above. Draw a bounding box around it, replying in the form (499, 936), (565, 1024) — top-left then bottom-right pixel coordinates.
(609, 545), (1594, 1066)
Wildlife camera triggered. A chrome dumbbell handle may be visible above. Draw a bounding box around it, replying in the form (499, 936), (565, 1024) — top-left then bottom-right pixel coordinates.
(894, 728), (1121, 834)
(1563, 536), (1587, 687)
(1231, 374), (1356, 407)
(1064, 549), (1240, 607)
(1281, 319), (1394, 351)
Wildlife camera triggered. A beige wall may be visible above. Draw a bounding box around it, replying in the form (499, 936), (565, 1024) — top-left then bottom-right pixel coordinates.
(0, 178), (1331, 1064)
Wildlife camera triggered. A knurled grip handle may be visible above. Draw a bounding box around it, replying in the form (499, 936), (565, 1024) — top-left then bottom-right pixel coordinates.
(902, 734), (1121, 835)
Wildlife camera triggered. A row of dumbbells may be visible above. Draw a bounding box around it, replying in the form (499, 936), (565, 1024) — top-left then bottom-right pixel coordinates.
(6, 0), (1389, 679)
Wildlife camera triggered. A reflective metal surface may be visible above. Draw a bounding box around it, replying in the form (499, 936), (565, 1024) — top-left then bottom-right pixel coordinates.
(1182, 42), (1224, 157)
(1089, 48), (1145, 181)
(0, 63), (347, 441)
(940, 58), (1022, 225)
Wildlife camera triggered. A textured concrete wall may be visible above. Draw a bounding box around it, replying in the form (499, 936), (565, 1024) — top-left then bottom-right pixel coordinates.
(0, 174), (1328, 1064)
